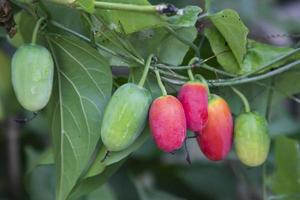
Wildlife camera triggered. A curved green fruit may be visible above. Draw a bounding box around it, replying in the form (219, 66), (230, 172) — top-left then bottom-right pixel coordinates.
(101, 83), (152, 151)
(12, 44), (54, 112)
(234, 112), (270, 167)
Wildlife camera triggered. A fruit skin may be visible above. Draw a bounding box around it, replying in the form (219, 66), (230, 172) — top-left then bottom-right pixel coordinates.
(178, 81), (208, 132)
(197, 95), (233, 161)
(101, 83), (152, 152)
(149, 95), (186, 153)
(234, 112), (270, 167)
(12, 44), (54, 112)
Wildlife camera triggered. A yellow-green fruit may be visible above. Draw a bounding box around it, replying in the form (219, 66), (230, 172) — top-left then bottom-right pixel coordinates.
(12, 44), (54, 112)
(101, 83), (152, 151)
(234, 112), (270, 167)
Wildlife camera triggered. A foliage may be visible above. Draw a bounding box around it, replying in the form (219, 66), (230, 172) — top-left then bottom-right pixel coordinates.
(0, 0), (300, 200)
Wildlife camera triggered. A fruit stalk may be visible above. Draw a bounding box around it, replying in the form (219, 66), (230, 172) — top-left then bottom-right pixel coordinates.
(231, 87), (250, 112)
(154, 69), (167, 96)
(138, 54), (154, 87)
(31, 17), (46, 45)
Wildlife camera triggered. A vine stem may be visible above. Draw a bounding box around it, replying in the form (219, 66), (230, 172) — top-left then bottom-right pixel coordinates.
(209, 60), (300, 86)
(138, 54), (154, 87)
(31, 17), (46, 45)
(154, 69), (167, 96)
(93, 1), (156, 13)
(231, 87), (250, 113)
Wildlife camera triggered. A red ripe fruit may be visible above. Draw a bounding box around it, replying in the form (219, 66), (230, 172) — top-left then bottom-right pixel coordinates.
(178, 81), (208, 132)
(197, 95), (233, 161)
(149, 95), (186, 153)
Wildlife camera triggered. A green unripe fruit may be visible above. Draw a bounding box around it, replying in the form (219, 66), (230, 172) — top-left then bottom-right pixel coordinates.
(12, 44), (54, 112)
(101, 83), (152, 151)
(234, 112), (270, 167)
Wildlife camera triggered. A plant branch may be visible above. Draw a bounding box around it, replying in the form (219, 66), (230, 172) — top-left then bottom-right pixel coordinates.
(209, 60), (300, 87)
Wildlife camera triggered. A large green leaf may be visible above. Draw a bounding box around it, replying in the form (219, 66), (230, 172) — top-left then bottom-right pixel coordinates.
(268, 136), (300, 200)
(209, 9), (249, 65)
(95, 0), (165, 34)
(48, 34), (112, 200)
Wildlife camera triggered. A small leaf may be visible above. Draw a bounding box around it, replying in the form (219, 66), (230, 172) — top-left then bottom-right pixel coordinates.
(167, 6), (202, 27)
(27, 148), (54, 175)
(242, 40), (298, 74)
(209, 9), (249, 65)
(76, 0), (95, 13)
(268, 136), (300, 198)
(204, 27), (240, 73)
(159, 27), (197, 65)
(68, 161), (125, 200)
(86, 127), (150, 178)
(48, 34), (112, 200)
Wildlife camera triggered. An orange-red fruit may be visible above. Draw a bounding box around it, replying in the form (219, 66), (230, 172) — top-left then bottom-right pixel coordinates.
(149, 95), (186, 153)
(197, 95), (233, 161)
(178, 81), (208, 132)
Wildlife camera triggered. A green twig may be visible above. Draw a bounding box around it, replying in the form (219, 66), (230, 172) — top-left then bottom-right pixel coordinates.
(154, 69), (168, 96)
(94, 1), (156, 13)
(231, 87), (250, 112)
(209, 60), (300, 87)
(138, 54), (154, 87)
(32, 17), (46, 45)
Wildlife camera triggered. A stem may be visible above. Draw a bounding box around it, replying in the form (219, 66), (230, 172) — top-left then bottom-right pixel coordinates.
(187, 69), (194, 81)
(31, 17), (46, 45)
(209, 60), (300, 87)
(154, 69), (167, 96)
(138, 54), (154, 87)
(94, 1), (156, 13)
(231, 87), (250, 113)
(265, 78), (275, 121)
(165, 26), (200, 55)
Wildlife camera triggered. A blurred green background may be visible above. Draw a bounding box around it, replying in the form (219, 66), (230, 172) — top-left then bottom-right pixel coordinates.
(0, 0), (300, 200)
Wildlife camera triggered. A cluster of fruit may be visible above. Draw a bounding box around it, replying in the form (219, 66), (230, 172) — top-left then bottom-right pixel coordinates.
(11, 39), (270, 167)
(100, 59), (270, 167)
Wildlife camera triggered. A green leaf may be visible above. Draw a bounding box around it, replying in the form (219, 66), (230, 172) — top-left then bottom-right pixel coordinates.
(76, 0), (95, 13)
(209, 9), (249, 65)
(28, 165), (56, 200)
(167, 6), (202, 27)
(268, 136), (300, 199)
(133, 178), (184, 200)
(27, 148), (54, 175)
(68, 161), (125, 200)
(204, 27), (240, 74)
(159, 27), (197, 65)
(86, 127), (150, 178)
(94, 0), (165, 34)
(7, 11), (36, 47)
(48, 34), (113, 200)
(242, 40), (298, 74)
(83, 184), (116, 200)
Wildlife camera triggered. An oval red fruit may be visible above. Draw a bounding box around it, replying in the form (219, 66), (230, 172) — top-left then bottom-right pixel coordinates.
(197, 95), (233, 161)
(178, 81), (208, 132)
(149, 95), (186, 153)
